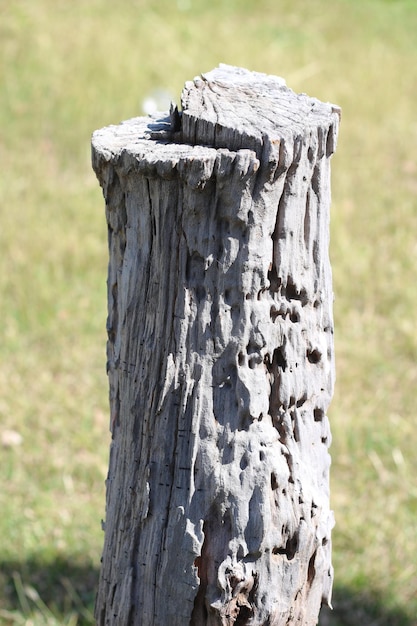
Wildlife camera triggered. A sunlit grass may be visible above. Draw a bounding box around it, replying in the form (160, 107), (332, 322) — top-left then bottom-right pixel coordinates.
(1, 0), (417, 623)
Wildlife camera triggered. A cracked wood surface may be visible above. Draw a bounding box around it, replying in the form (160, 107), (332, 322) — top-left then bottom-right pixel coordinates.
(92, 65), (340, 626)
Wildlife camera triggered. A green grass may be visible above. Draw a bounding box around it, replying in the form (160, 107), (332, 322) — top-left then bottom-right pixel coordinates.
(1, 0), (417, 624)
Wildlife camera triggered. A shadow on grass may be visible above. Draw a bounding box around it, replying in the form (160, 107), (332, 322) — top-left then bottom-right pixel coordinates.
(0, 557), (415, 626)
(320, 586), (416, 626)
(0, 556), (98, 625)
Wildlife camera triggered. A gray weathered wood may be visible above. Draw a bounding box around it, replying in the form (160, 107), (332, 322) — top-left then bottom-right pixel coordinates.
(92, 64), (340, 626)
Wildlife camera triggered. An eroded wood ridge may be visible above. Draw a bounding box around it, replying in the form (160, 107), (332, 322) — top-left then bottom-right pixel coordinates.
(92, 64), (339, 626)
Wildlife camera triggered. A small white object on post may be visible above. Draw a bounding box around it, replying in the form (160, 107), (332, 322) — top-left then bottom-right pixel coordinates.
(92, 64), (340, 626)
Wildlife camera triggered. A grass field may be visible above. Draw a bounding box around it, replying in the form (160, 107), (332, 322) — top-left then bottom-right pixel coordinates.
(1, 0), (417, 624)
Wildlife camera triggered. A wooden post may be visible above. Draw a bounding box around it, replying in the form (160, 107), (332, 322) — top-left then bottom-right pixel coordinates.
(92, 64), (340, 626)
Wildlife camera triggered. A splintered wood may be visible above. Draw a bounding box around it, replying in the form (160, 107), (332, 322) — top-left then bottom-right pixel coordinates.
(92, 64), (340, 626)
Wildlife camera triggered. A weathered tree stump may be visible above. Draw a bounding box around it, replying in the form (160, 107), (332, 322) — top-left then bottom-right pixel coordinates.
(92, 64), (340, 626)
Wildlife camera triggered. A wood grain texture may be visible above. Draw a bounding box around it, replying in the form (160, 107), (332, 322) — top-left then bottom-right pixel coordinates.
(92, 65), (340, 626)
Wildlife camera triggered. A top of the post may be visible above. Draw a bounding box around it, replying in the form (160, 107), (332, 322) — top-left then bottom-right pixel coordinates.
(92, 64), (340, 183)
(180, 64), (341, 159)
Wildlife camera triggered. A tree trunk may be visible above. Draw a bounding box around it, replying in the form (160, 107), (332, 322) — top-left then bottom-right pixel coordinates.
(92, 64), (340, 626)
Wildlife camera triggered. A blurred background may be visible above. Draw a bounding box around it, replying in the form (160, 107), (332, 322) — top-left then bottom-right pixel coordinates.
(1, 1), (416, 624)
